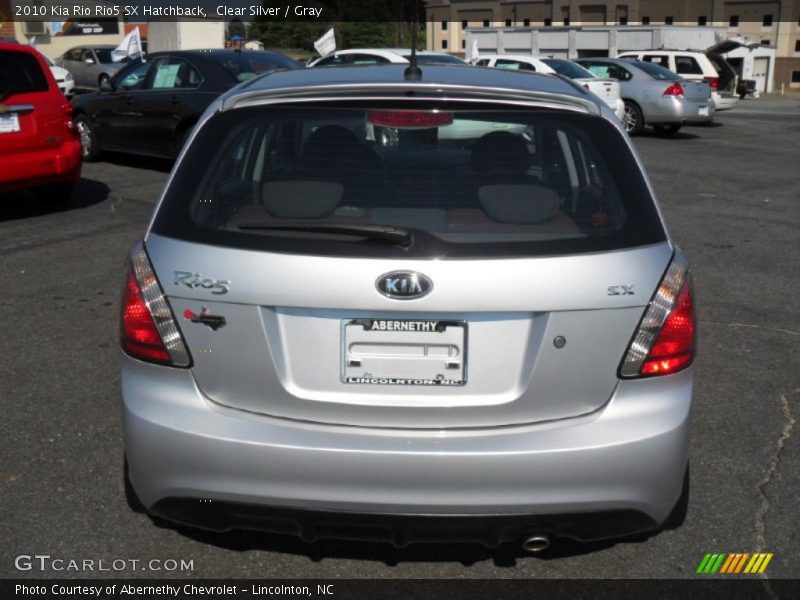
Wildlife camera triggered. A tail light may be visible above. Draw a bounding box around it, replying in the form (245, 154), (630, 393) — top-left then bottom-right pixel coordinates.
(619, 253), (696, 378)
(62, 102), (79, 137)
(663, 83), (685, 97)
(705, 76), (719, 90)
(121, 243), (191, 367)
(368, 110), (453, 129)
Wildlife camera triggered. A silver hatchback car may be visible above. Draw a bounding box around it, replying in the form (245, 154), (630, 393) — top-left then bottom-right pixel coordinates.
(121, 65), (696, 550)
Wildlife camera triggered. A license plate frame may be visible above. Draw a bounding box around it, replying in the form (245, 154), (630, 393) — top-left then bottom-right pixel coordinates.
(0, 113), (20, 134)
(698, 105), (709, 117)
(341, 318), (467, 386)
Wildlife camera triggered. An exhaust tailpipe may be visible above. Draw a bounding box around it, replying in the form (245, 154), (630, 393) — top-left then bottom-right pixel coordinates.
(521, 534), (551, 553)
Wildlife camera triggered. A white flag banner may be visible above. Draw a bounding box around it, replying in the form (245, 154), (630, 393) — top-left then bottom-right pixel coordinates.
(28, 36), (36, 47)
(314, 28), (336, 57)
(112, 27), (143, 62)
(469, 38), (479, 62)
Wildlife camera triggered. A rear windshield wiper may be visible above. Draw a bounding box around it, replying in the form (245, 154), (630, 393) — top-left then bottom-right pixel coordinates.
(237, 223), (414, 247)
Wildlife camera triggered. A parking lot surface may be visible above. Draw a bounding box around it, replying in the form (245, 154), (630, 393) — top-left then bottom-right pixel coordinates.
(1, 98), (798, 579)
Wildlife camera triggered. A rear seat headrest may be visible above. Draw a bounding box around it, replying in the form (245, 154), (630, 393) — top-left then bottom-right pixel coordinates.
(478, 184), (560, 224)
(262, 180), (343, 219)
(471, 131), (531, 174)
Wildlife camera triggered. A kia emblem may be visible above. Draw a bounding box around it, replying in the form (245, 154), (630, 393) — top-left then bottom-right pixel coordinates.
(376, 271), (433, 300)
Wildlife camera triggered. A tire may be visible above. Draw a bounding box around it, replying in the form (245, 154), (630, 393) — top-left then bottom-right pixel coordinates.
(33, 182), (74, 206)
(75, 114), (100, 162)
(653, 123), (682, 136)
(622, 100), (644, 135)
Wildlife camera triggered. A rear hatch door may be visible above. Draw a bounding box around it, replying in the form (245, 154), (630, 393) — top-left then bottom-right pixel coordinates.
(147, 97), (672, 429)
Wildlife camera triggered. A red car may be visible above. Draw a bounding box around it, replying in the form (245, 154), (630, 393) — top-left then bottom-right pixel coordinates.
(0, 41), (82, 202)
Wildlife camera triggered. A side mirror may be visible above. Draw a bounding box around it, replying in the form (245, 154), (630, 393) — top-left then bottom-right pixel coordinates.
(100, 79), (114, 92)
(84, 58), (95, 64)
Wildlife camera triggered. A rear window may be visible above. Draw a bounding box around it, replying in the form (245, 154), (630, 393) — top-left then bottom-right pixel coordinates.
(152, 103), (665, 259)
(0, 51), (49, 99)
(406, 54), (466, 65)
(209, 53), (299, 82)
(631, 60), (681, 81)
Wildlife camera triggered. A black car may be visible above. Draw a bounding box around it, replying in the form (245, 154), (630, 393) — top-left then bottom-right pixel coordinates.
(71, 50), (300, 161)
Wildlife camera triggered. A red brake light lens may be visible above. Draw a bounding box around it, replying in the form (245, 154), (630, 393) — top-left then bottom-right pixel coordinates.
(120, 243), (191, 367)
(619, 254), (696, 378)
(663, 82), (685, 97)
(705, 76), (719, 90)
(122, 270), (171, 364)
(368, 110), (453, 129)
(640, 282), (695, 375)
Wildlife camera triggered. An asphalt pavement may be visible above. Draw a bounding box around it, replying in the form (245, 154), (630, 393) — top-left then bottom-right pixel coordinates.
(1, 98), (798, 580)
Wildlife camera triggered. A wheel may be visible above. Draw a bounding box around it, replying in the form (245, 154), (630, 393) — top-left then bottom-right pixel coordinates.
(75, 114), (100, 161)
(622, 100), (644, 135)
(653, 123), (682, 136)
(33, 182), (73, 206)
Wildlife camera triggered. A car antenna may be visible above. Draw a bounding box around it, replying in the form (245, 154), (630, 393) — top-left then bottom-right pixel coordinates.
(404, 15), (422, 81)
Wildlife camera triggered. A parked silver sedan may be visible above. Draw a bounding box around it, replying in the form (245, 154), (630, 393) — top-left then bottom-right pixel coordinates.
(576, 57), (713, 135)
(56, 45), (129, 89)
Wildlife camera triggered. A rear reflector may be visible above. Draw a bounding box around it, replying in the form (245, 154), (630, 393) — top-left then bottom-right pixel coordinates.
(619, 253), (695, 378)
(663, 83), (685, 97)
(368, 110), (453, 129)
(121, 242), (191, 367)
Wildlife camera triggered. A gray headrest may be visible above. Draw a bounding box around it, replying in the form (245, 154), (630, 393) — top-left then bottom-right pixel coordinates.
(262, 180), (343, 219)
(478, 185), (560, 224)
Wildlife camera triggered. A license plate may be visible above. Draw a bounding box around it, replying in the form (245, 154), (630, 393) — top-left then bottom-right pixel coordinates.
(342, 319), (467, 386)
(698, 106), (709, 117)
(0, 113), (20, 133)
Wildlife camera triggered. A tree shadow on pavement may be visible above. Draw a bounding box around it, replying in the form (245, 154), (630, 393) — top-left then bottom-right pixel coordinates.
(0, 177), (110, 222)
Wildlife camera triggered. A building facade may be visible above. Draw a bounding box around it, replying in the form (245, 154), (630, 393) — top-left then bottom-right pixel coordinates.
(426, 0), (800, 91)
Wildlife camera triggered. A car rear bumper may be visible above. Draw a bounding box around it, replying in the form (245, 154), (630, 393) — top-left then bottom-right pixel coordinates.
(648, 97), (714, 124)
(712, 92), (738, 111)
(0, 139), (82, 193)
(122, 355), (693, 543)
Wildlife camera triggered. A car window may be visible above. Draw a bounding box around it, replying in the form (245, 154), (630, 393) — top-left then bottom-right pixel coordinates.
(65, 48), (82, 61)
(81, 49), (95, 63)
(0, 50), (49, 99)
(675, 56), (703, 75)
(350, 54), (391, 65)
(542, 59), (595, 79)
(151, 58), (201, 89)
(632, 60), (681, 81)
(115, 61), (152, 90)
(94, 49), (116, 64)
(475, 59), (491, 66)
(643, 55), (669, 68)
(209, 52), (299, 82)
(495, 59), (536, 71)
(581, 62), (631, 81)
(405, 54), (465, 65)
(315, 55), (346, 66)
(153, 104), (665, 259)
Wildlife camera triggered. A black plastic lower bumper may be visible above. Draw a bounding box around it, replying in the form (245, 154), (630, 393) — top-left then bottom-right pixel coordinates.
(150, 498), (658, 547)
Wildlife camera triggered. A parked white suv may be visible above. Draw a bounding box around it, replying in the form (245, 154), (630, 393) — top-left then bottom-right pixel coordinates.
(617, 44), (740, 111)
(473, 54), (625, 122)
